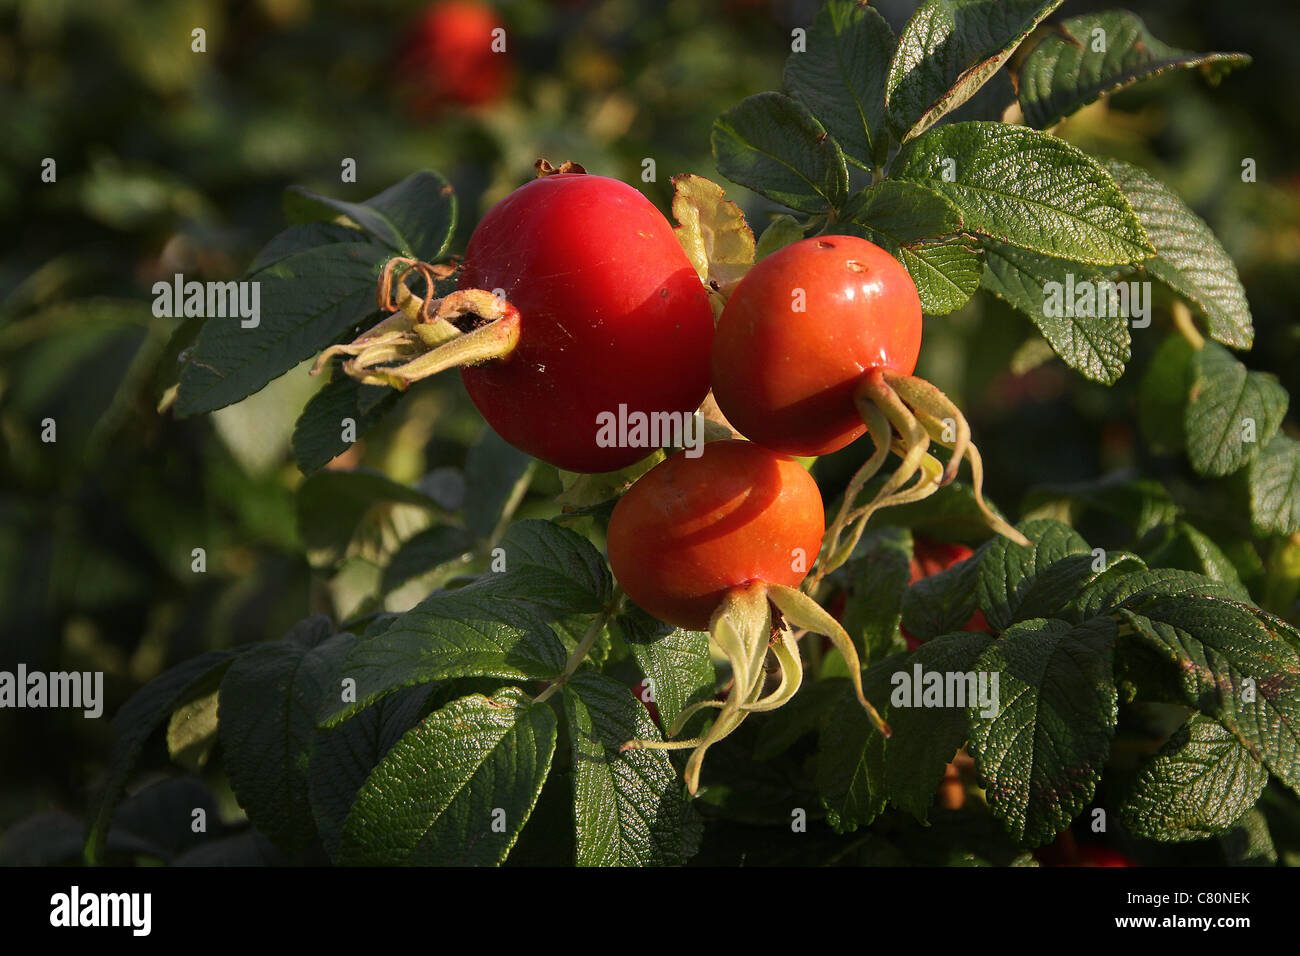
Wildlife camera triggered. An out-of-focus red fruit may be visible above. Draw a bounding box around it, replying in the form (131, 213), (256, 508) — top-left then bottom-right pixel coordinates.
(633, 678), (660, 726)
(901, 537), (991, 650)
(400, 2), (512, 113)
(1036, 831), (1137, 866)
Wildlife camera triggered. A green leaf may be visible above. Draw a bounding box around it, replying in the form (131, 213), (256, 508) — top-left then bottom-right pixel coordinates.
(1022, 474), (1180, 538)
(968, 616), (1119, 845)
(175, 241), (389, 416)
(1248, 434), (1300, 537)
(463, 426), (535, 539)
(1018, 11), (1251, 129)
(901, 543), (982, 641)
(615, 607), (715, 733)
(1121, 598), (1300, 790)
(338, 687), (557, 865)
(292, 374), (400, 475)
(1099, 158), (1253, 349)
(887, 0), (1064, 141)
(562, 672), (700, 866)
(841, 527), (913, 660)
(322, 522), (610, 724)
(785, 0), (896, 167)
(816, 657), (899, 833)
(1137, 522), (1251, 603)
(844, 180), (964, 242)
(886, 631), (996, 822)
(1075, 567), (1245, 620)
(284, 170), (457, 263)
(84, 649), (238, 864)
(754, 215), (806, 260)
(711, 92), (850, 214)
(321, 579), (567, 726)
(1184, 342), (1286, 477)
(1119, 714), (1270, 842)
(218, 616), (351, 854)
(981, 240), (1133, 383)
(381, 525), (475, 593)
(754, 677), (849, 760)
(246, 221), (369, 275)
(895, 239), (984, 315)
(893, 122), (1153, 265)
(976, 517), (1090, 632)
(308, 684), (434, 861)
(1218, 808), (1277, 866)
(1137, 334), (1196, 454)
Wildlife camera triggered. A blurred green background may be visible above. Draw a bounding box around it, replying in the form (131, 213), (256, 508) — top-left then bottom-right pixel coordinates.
(2, 0), (1298, 860)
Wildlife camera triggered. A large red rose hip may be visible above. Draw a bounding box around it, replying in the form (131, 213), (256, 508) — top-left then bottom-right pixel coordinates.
(457, 173), (715, 473)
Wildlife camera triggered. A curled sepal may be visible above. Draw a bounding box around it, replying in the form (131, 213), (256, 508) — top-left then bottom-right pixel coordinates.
(314, 258), (522, 391)
(620, 582), (771, 794)
(765, 584), (890, 739)
(740, 628), (804, 713)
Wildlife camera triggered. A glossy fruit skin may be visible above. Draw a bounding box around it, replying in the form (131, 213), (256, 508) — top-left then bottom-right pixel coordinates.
(900, 537), (990, 651)
(607, 440), (825, 630)
(400, 2), (511, 112)
(458, 174), (714, 473)
(712, 235), (922, 456)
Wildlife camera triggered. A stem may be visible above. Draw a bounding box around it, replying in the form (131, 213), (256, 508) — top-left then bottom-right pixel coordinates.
(532, 591), (624, 705)
(1171, 300), (1205, 350)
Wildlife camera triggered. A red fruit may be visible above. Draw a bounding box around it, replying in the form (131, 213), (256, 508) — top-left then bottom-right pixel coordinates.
(607, 440), (825, 630)
(457, 173), (715, 473)
(632, 679), (660, 725)
(1077, 845), (1136, 867)
(712, 235), (922, 456)
(901, 537), (990, 650)
(400, 2), (512, 112)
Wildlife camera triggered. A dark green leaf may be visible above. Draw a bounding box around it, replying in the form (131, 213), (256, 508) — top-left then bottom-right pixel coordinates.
(893, 122), (1153, 265)
(292, 374), (401, 475)
(246, 222), (369, 275)
(616, 606), (714, 733)
(976, 517), (1090, 631)
(816, 657), (899, 833)
(464, 426), (535, 539)
(754, 215), (806, 260)
(1185, 342), (1286, 477)
(1075, 567), (1246, 619)
(1121, 598), (1300, 790)
(218, 616), (350, 854)
(1100, 158), (1253, 349)
(338, 687), (557, 865)
(844, 179), (964, 242)
(968, 616), (1118, 845)
(711, 92), (850, 214)
(175, 241), (388, 416)
(886, 631), (996, 822)
(284, 170), (457, 262)
(1248, 434), (1300, 537)
(562, 672), (700, 866)
(981, 240), (1132, 384)
(1119, 714), (1270, 842)
(296, 468), (444, 561)
(887, 0), (1064, 141)
(785, 0), (895, 167)
(1018, 11), (1251, 129)
(901, 543), (982, 641)
(841, 527), (913, 661)
(308, 684), (435, 861)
